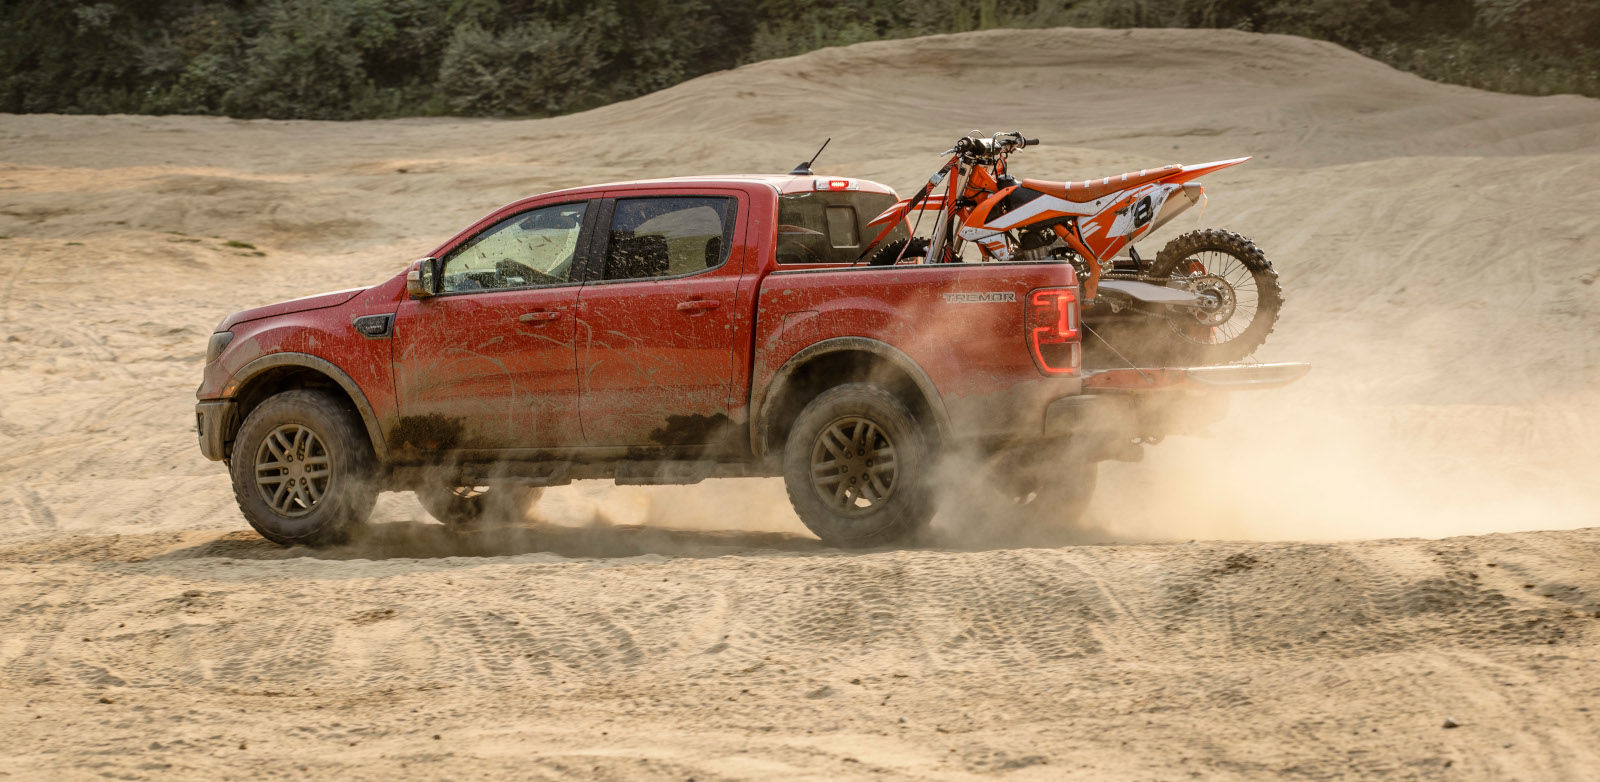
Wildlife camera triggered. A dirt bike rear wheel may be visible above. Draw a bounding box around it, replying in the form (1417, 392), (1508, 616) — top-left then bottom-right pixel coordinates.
(1150, 229), (1283, 365)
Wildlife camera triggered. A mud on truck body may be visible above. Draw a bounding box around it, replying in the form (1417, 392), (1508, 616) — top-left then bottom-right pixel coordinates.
(196, 174), (1307, 547)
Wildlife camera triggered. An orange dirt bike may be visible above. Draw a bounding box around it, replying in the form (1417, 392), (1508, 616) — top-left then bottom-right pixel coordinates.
(861, 130), (1283, 365)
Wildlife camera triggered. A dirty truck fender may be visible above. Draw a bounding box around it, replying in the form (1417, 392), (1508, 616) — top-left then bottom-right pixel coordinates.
(750, 336), (953, 458)
(225, 352), (390, 462)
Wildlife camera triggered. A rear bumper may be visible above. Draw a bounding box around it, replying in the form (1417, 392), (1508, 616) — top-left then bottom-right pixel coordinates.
(1043, 362), (1310, 439)
(1042, 391), (1227, 439)
(195, 399), (236, 461)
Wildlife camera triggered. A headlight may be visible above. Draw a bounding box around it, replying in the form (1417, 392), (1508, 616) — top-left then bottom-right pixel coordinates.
(205, 331), (234, 364)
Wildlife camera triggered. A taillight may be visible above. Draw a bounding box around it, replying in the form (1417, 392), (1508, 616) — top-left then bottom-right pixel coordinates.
(1028, 287), (1080, 375)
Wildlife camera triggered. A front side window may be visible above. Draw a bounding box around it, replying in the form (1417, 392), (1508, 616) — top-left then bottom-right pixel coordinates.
(603, 197), (737, 281)
(441, 202), (587, 293)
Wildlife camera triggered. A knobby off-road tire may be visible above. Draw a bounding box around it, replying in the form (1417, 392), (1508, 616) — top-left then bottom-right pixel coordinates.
(229, 389), (377, 547)
(416, 484), (544, 529)
(868, 237), (931, 266)
(782, 384), (935, 548)
(1151, 228), (1283, 365)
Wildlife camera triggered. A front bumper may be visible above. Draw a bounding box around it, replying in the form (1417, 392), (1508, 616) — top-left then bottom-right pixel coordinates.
(195, 399), (237, 461)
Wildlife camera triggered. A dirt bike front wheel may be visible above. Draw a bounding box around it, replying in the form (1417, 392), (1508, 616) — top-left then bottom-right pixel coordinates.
(867, 237), (962, 266)
(1151, 229), (1283, 365)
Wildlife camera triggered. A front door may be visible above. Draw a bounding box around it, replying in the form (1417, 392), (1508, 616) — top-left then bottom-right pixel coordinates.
(393, 201), (590, 452)
(576, 193), (746, 447)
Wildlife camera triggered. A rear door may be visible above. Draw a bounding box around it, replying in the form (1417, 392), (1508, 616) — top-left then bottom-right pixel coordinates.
(575, 191), (748, 446)
(393, 200), (592, 452)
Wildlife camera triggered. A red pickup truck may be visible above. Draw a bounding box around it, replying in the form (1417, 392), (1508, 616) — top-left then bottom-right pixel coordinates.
(196, 173), (1306, 547)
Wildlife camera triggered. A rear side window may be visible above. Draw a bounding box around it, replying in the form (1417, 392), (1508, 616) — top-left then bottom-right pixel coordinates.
(777, 191), (905, 264)
(603, 196), (738, 280)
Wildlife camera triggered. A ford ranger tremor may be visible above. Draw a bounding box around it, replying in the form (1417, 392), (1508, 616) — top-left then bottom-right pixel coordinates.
(196, 173), (1307, 547)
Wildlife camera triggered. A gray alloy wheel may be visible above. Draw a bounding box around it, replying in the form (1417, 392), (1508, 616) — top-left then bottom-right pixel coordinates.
(782, 383), (934, 548)
(807, 415), (901, 516)
(229, 389), (376, 547)
(253, 423), (331, 518)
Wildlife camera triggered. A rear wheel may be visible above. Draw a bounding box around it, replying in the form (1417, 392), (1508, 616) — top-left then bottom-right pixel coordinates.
(1151, 229), (1283, 365)
(229, 389), (377, 547)
(782, 384), (934, 547)
(416, 483), (543, 529)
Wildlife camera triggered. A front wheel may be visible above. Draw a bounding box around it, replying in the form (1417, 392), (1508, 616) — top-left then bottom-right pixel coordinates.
(1151, 228), (1283, 365)
(229, 389), (377, 547)
(782, 384), (934, 547)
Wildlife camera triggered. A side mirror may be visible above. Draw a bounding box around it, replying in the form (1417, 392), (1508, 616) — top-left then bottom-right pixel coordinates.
(406, 257), (439, 299)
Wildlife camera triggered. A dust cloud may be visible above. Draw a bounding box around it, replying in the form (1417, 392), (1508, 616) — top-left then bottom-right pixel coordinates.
(4, 27), (1600, 780)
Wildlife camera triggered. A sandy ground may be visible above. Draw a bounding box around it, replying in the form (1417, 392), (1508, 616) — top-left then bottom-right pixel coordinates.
(1, 27), (1598, 779)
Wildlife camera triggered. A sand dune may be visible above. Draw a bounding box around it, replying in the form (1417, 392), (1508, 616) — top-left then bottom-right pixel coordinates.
(1, 27), (1598, 779)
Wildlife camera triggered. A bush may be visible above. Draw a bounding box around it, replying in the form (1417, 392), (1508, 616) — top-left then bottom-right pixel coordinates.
(0, 0), (1594, 119)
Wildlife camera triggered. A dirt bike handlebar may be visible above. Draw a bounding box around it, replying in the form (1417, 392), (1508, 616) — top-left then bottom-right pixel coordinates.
(952, 132), (1039, 161)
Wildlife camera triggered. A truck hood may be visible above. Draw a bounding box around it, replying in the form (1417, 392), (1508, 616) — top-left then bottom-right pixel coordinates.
(216, 288), (364, 331)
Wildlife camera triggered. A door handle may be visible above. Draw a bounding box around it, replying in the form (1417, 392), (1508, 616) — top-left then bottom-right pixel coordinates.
(676, 299), (721, 312)
(518, 310), (561, 323)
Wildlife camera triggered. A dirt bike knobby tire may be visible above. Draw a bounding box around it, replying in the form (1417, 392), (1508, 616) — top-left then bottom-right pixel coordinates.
(867, 237), (931, 266)
(1150, 228), (1284, 365)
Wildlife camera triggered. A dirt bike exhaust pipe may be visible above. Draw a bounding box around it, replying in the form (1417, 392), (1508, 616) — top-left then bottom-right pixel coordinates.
(1149, 183), (1205, 234)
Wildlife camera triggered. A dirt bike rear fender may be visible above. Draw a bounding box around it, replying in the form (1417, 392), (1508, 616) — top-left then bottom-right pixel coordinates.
(1159, 156), (1252, 186)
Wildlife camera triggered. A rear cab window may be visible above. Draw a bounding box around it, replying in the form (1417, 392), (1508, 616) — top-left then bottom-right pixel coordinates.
(776, 190), (906, 264)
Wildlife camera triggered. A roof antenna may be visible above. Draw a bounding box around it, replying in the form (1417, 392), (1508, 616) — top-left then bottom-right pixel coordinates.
(788, 138), (830, 176)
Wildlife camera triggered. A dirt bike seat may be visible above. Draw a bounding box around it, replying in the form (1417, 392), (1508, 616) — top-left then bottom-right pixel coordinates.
(1021, 164), (1182, 203)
